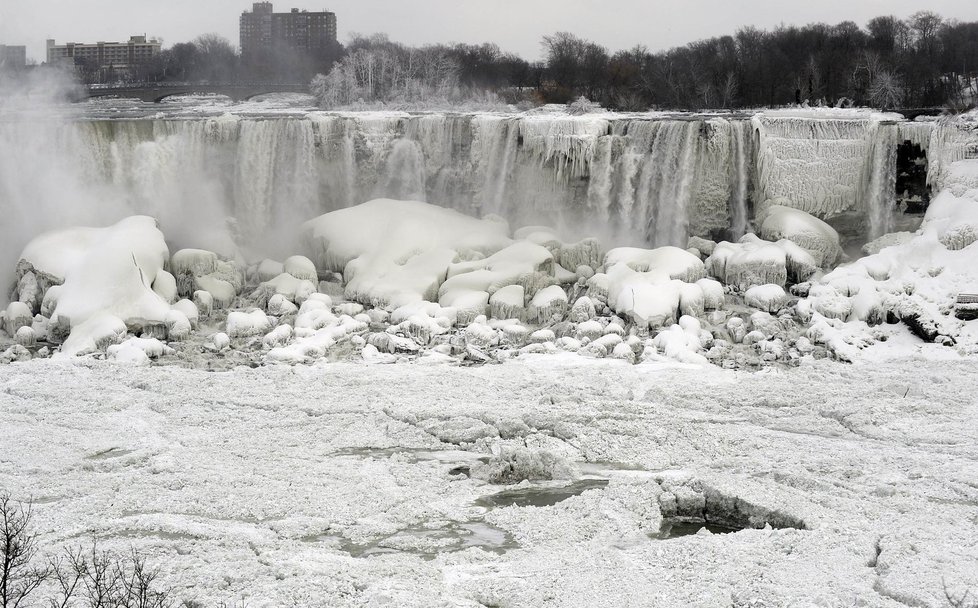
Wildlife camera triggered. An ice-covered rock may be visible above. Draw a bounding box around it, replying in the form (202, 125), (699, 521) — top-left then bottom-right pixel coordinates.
(650, 316), (708, 364)
(18, 217), (171, 350)
(172, 299), (199, 329)
(604, 246), (706, 282)
(759, 205), (843, 267)
(193, 290), (214, 318)
(14, 326), (36, 348)
(165, 309), (192, 341)
(194, 276), (236, 309)
(604, 264), (683, 329)
(707, 237), (787, 290)
(263, 324), (293, 348)
(107, 337), (173, 364)
(267, 293), (299, 317)
(489, 285), (525, 321)
(4, 302), (32, 337)
(568, 296), (597, 323)
(226, 309), (272, 338)
(152, 270), (178, 304)
(528, 285), (568, 322)
(256, 258), (285, 282)
(745, 284), (788, 313)
(212, 332), (230, 351)
(59, 313), (127, 357)
(283, 255), (318, 283)
(303, 199), (511, 308)
(696, 278), (725, 310)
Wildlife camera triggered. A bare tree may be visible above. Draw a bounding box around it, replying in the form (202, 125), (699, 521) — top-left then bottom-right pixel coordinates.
(1, 492), (49, 608)
(868, 70), (905, 109)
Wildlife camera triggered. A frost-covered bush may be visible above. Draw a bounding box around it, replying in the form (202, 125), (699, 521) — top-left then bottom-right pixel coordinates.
(472, 446), (576, 484)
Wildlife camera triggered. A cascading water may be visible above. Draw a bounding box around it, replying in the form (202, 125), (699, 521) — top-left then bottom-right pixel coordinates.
(864, 122), (899, 240)
(729, 120), (752, 239)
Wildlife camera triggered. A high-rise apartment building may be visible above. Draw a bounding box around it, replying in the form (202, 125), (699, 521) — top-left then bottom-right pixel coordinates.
(240, 3), (337, 61)
(46, 36), (161, 70)
(0, 45), (27, 70)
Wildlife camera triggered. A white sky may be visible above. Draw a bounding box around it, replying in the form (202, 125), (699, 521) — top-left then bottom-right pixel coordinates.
(3, 0), (978, 63)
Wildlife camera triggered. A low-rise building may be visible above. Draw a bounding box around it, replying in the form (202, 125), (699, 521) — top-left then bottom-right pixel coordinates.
(46, 36), (161, 70)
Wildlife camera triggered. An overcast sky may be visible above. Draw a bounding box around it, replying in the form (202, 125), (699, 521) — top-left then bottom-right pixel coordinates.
(4, 0), (978, 63)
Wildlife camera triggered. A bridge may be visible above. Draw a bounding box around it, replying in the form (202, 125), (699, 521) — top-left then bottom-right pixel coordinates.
(83, 83), (311, 103)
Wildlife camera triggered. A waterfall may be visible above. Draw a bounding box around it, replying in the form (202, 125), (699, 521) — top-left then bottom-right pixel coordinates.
(864, 122), (898, 240)
(729, 120), (751, 239)
(3, 109), (955, 291)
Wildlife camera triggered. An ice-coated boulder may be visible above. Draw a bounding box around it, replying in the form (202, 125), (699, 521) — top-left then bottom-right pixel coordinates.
(107, 337), (173, 365)
(528, 285), (568, 322)
(212, 332), (231, 351)
(696, 278), (725, 310)
(604, 264), (683, 329)
(226, 309), (271, 338)
(745, 284), (788, 313)
(256, 258), (285, 282)
(172, 299), (199, 329)
(263, 324), (294, 348)
(165, 309), (192, 341)
(707, 237), (787, 290)
(489, 285), (525, 321)
(193, 290), (214, 318)
(58, 313), (127, 357)
(283, 255), (318, 283)
(559, 238), (603, 271)
(604, 246), (706, 283)
(18, 217), (171, 348)
(759, 205), (843, 267)
(171, 249), (220, 281)
(568, 296), (596, 323)
(4, 302), (32, 337)
(14, 326), (36, 348)
(267, 293), (299, 316)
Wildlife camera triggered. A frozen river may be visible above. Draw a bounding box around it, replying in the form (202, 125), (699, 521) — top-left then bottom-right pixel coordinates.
(2, 352), (976, 606)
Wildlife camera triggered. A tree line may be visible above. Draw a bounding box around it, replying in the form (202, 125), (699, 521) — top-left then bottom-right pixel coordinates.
(80, 10), (978, 110)
(313, 11), (978, 110)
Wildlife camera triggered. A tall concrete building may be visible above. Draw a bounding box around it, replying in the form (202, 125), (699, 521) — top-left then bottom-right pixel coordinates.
(46, 36), (161, 70)
(240, 3), (337, 61)
(0, 45), (27, 70)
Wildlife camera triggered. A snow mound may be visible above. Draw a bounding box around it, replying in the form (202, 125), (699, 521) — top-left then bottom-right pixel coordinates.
(16, 217), (171, 352)
(604, 246), (706, 283)
(303, 199), (512, 309)
(801, 159), (978, 351)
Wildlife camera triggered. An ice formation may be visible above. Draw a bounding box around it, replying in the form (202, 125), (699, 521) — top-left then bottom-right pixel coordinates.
(1, 109), (978, 368)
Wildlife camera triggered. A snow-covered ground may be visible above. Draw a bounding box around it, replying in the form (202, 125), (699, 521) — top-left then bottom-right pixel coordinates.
(1, 353), (976, 607)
